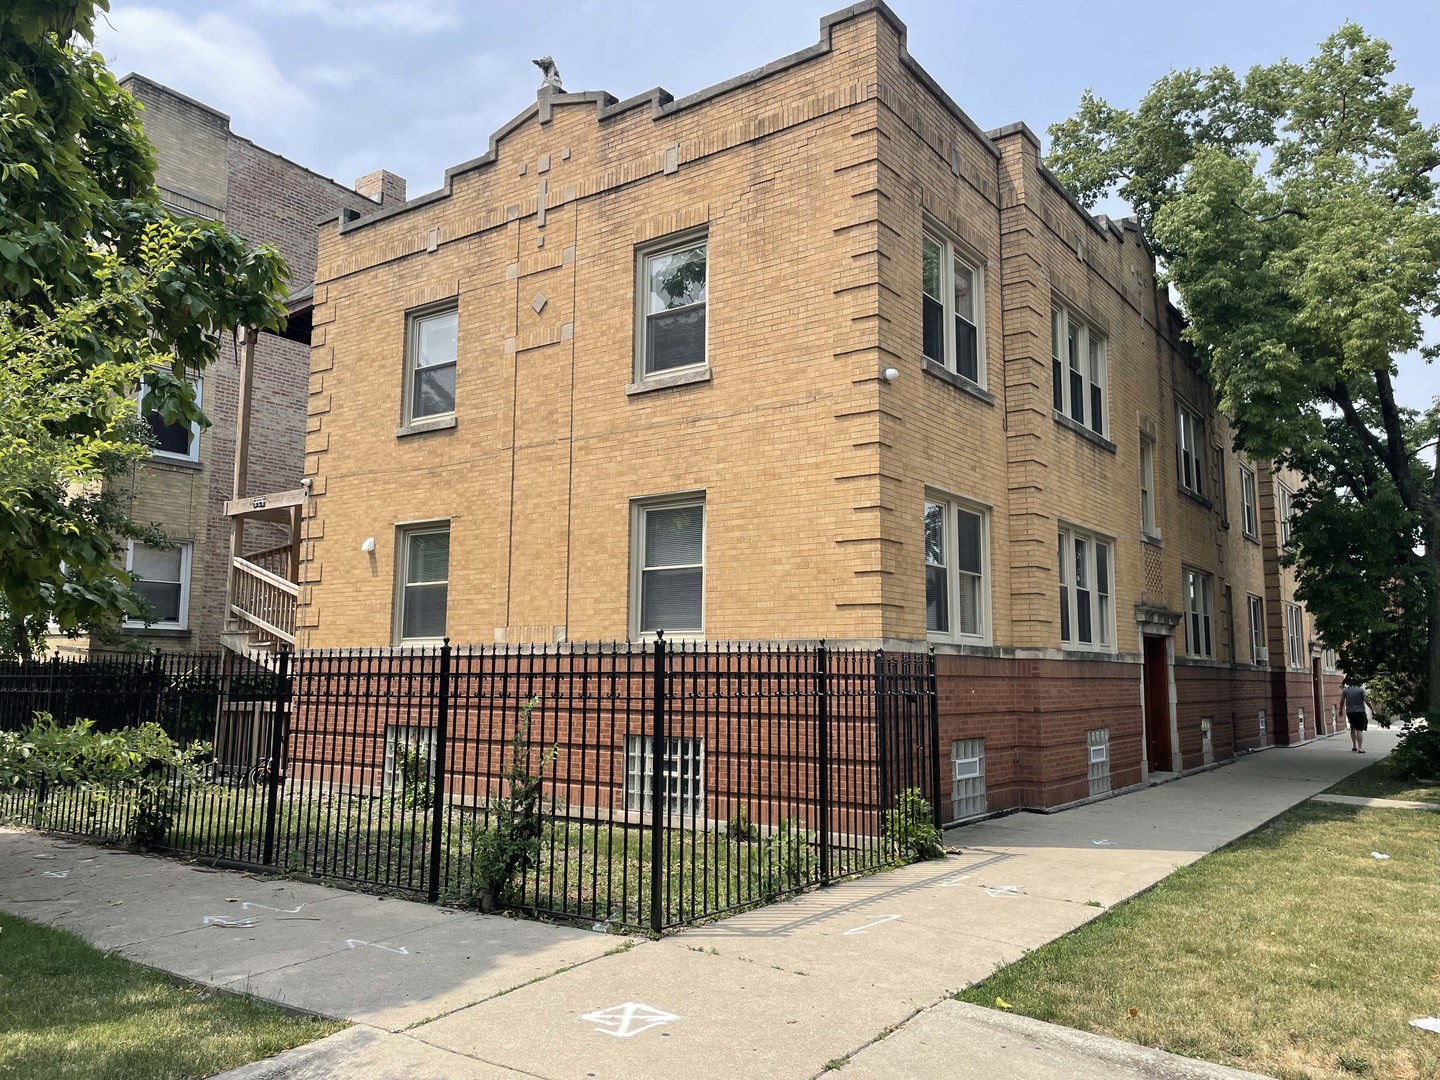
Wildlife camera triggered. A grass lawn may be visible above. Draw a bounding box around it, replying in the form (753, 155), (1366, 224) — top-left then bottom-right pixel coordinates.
(1325, 755), (1440, 804)
(0, 913), (342, 1080)
(955, 803), (1440, 1080)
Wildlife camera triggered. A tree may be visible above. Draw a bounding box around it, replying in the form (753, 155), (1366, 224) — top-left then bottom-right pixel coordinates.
(1047, 25), (1440, 717)
(0, 2), (289, 658)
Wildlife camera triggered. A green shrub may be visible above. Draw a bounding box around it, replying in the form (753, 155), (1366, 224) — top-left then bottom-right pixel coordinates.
(727, 803), (758, 841)
(459, 697), (556, 912)
(0, 713), (210, 848)
(391, 737), (433, 811)
(1389, 724), (1440, 781)
(883, 787), (945, 862)
(755, 817), (816, 899)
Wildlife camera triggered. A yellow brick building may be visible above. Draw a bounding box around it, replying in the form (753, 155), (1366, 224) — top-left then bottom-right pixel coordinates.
(300, 2), (1340, 812)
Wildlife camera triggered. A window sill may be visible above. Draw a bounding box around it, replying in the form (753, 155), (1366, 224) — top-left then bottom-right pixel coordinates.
(1243, 532), (1261, 546)
(148, 455), (203, 471)
(1059, 645), (1119, 658)
(921, 359), (995, 405)
(627, 366), (712, 396)
(928, 633), (992, 648)
(396, 414), (457, 438)
(1177, 486), (1213, 510)
(1141, 531), (1163, 548)
(120, 625), (192, 638)
(1051, 410), (1116, 453)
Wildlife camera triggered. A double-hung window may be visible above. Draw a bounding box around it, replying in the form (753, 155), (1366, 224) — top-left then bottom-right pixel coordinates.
(1139, 437), (1158, 538)
(124, 541), (192, 629)
(924, 495), (988, 642)
(1176, 404), (1206, 498)
(1247, 594), (1266, 665)
(632, 496), (705, 637)
(1240, 465), (1258, 539)
(922, 230), (983, 385)
(1051, 305), (1106, 436)
(396, 525), (449, 643)
(1183, 568), (1214, 658)
(638, 233), (708, 376)
(1058, 526), (1113, 649)
(1279, 486), (1294, 547)
(140, 375), (202, 463)
(404, 304), (458, 424)
(1286, 603), (1304, 668)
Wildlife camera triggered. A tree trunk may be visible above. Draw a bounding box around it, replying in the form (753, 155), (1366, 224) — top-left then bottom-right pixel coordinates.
(1429, 444), (1440, 722)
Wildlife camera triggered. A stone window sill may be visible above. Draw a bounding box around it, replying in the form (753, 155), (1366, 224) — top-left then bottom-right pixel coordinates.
(396, 414), (457, 438)
(120, 626), (192, 638)
(1052, 410), (1117, 453)
(148, 455), (203, 472)
(1178, 486), (1213, 511)
(921, 359), (996, 405)
(627, 366), (712, 396)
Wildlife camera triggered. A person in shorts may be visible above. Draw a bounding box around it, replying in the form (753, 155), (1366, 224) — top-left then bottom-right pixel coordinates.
(1342, 682), (1368, 753)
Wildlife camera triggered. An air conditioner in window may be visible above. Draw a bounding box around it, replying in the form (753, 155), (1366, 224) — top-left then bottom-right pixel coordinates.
(953, 757), (981, 782)
(1256, 647), (1269, 665)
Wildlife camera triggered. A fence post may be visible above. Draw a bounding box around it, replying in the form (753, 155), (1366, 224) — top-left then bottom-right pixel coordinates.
(427, 638), (451, 904)
(816, 641), (831, 886)
(648, 631), (667, 934)
(261, 646), (291, 868)
(927, 649), (942, 827)
(146, 647), (164, 729)
(46, 654), (59, 722)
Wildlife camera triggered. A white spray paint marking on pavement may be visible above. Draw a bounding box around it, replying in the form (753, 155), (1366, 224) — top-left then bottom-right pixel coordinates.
(203, 915), (258, 928)
(241, 902), (304, 913)
(841, 914), (902, 936)
(983, 885), (1019, 897)
(579, 1002), (680, 1038)
(41, 870), (70, 878)
(1091, 839), (1117, 846)
(344, 939), (410, 955)
(936, 874), (972, 888)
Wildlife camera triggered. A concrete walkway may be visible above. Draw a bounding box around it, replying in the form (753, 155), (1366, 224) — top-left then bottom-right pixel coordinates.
(0, 730), (1395, 1080)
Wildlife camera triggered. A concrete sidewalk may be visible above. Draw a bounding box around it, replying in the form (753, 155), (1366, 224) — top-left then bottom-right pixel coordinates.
(0, 731), (1394, 1079)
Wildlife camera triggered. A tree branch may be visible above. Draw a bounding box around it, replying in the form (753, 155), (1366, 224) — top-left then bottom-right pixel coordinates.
(1326, 379), (1423, 512)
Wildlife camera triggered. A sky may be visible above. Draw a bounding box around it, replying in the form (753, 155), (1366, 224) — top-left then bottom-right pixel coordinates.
(93, 0), (1440, 409)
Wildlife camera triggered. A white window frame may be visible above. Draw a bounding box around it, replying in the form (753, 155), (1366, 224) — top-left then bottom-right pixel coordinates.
(1051, 304), (1108, 438)
(1139, 436), (1158, 539)
(139, 374), (203, 464)
(630, 493), (706, 640)
(1182, 567), (1214, 659)
(1240, 464), (1258, 539)
(924, 491), (991, 645)
(1176, 403), (1206, 499)
(921, 224), (986, 388)
(403, 301), (459, 426)
(1058, 524), (1115, 652)
(1286, 603), (1304, 669)
(1247, 593), (1267, 666)
(394, 522), (450, 646)
(1279, 485), (1294, 547)
(634, 229), (709, 381)
(123, 540), (193, 630)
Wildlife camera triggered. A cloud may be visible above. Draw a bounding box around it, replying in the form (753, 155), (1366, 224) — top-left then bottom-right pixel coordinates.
(244, 0), (462, 34)
(95, 7), (315, 134)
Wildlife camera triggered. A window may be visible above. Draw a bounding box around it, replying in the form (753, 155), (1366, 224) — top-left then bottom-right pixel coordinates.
(1139, 437), (1157, 538)
(1279, 486), (1294, 547)
(383, 725), (436, 793)
(404, 304), (458, 424)
(140, 375), (202, 463)
(1051, 305), (1107, 436)
(638, 233), (707, 376)
(925, 495), (988, 642)
(1286, 603), (1304, 668)
(124, 541), (192, 629)
(625, 735), (704, 818)
(1176, 404), (1206, 498)
(397, 525), (449, 643)
(1087, 729), (1111, 797)
(922, 229), (984, 385)
(1240, 465), (1258, 539)
(1058, 526), (1113, 649)
(1248, 594), (1267, 665)
(632, 496), (705, 636)
(1183, 568), (1214, 658)
(951, 738), (986, 820)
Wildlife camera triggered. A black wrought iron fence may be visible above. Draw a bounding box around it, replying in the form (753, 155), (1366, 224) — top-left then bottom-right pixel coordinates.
(0, 639), (938, 931)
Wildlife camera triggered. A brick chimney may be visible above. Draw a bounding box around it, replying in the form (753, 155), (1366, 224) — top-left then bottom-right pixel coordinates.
(354, 169), (406, 207)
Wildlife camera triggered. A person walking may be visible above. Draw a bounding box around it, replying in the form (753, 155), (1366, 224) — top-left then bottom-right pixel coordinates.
(1342, 682), (1369, 753)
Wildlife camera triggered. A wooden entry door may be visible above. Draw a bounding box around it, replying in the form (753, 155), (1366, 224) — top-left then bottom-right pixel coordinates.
(1143, 634), (1173, 772)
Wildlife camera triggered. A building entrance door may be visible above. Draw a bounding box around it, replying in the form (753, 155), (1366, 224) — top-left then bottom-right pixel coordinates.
(1143, 634), (1173, 773)
(1312, 658), (1325, 735)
